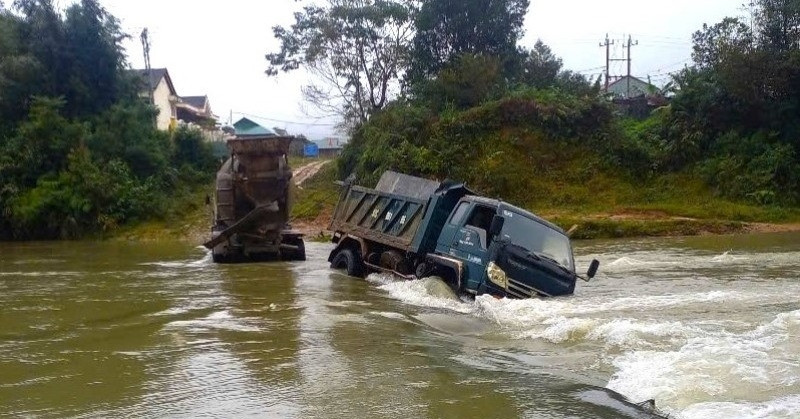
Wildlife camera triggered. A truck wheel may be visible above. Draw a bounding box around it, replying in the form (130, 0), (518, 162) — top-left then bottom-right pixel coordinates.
(439, 267), (462, 293)
(294, 241), (306, 261)
(331, 248), (364, 277)
(281, 238), (306, 261)
(212, 248), (230, 264)
(415, 262), (431, 279)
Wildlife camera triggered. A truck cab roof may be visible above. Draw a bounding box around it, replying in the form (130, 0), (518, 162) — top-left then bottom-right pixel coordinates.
(461, 195), (567, 236)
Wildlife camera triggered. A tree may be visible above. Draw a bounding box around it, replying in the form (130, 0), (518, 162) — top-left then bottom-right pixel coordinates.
(266, 0), (416, 129)
(518, 40), (563, 88)
(413, 53), (504, 110)
(691, 17), (753, 69)
(408, 0), (529, 82)
(755, 0), (800, 52)
(62, 0), (129, 117)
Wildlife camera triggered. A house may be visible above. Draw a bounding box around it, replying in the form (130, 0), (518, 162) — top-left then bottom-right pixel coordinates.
(604, 76), (669, 118)
(177, 95), (217, 130)
(233, 117), (276, 138)
(314, 137), (349, 158)
(604, 75), (657, 100)
(134, 68), (220, 139)
(272, 127), (310, 156)
(134, 68), (177, 131)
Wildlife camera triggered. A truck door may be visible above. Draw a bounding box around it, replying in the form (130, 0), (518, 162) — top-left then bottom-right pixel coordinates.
(448, 204), (496, 291)
(435, 201), (470, 254)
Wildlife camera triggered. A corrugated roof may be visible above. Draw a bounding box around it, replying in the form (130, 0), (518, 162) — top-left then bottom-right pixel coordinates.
(233, 117), (276, 137)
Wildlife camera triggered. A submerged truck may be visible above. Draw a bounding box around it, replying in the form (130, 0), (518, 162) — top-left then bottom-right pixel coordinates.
(328, 171), (599, 298)
(204, 136), (305, 263)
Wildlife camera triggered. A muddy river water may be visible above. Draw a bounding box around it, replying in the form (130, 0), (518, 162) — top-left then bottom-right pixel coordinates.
(1, 232), (799, 418)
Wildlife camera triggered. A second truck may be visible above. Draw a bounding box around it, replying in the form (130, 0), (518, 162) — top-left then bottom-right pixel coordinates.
(204, 135), (305, 263)
(328, 171), (599, 298)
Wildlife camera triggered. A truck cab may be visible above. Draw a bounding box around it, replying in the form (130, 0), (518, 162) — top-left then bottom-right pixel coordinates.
(434, 197), (583, 298)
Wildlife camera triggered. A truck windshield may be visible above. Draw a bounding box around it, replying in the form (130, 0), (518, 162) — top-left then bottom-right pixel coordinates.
(499, 212), (574, 271)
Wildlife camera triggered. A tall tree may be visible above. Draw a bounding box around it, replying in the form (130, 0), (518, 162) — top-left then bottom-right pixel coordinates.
(408, 0), (529, 82)
(755, 0), (800, 52)
(266, 0), (416, 129)
(63, 0), (129, 117)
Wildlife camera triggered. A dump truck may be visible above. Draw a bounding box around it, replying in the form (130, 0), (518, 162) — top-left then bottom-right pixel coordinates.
(204, 136), (305, 263)
(327, 171), (599, 298)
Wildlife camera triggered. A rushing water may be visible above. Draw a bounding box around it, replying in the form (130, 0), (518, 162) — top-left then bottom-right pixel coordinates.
(1, 233), (799, 418)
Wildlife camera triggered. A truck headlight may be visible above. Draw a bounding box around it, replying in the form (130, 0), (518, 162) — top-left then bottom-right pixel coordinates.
(487, 262), (508, 289)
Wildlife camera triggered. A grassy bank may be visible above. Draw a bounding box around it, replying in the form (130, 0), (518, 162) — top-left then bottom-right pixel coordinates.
(110, 157), (800, 243)
(290, 160), (800, 241)
(110, 184), (214, 243)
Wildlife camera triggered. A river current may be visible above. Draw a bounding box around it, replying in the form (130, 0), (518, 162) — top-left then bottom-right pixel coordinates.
(1, 232), (798, 418)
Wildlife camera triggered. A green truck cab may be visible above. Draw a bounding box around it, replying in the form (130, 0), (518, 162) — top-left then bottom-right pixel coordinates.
(328, 171), (598, 298)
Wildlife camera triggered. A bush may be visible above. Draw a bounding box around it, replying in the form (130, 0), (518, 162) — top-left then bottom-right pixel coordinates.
(701, 131), (800, 205)
(340, 87), (614, 207)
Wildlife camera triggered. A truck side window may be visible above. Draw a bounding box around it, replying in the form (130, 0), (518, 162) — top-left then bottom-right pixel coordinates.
(449, 202), (470, 225)
(465, 206), (495, 248)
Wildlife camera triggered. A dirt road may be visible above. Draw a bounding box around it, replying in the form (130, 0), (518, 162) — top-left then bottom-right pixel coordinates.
(293, 160), (330, 189)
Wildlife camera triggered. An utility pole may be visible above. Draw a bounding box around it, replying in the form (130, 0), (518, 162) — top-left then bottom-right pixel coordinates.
(140, 28), (154, 106)
(626, 35), (639, 98)
(599, 34), (614, 91)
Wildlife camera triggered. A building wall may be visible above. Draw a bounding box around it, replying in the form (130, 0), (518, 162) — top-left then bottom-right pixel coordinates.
(152, 78), (175, 131)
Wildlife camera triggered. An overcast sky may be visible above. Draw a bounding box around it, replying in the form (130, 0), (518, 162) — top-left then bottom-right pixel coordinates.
(99, 0), (745, 139)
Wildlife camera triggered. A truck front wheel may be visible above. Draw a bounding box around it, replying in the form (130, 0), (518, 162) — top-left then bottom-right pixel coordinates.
(330, 248), (364, 277)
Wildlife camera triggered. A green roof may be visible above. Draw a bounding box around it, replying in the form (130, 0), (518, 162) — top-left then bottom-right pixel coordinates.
(233, 117), (275, 137)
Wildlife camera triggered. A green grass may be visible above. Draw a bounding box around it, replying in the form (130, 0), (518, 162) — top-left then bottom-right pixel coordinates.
(110, 183), (214, 242)
(551, 217), (747, 240)
(291, 162), (340, 222)
(109, 151), (800, 243)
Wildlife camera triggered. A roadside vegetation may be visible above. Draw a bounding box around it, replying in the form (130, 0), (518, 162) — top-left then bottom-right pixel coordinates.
(0, 1), (216, 240)
(270, 0), (800, 238)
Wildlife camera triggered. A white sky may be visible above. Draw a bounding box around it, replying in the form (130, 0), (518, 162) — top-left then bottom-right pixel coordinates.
(98, 0), (745, 139)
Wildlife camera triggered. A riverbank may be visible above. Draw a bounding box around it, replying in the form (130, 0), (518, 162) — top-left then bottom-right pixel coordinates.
(112, 159), (800, 244)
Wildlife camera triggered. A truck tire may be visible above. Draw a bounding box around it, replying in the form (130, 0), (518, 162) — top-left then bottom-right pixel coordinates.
(294, 241), (306, 261)
(438, 266), (462, 293)
(281, 237), (306, 261)
(331, 248), (364, 277)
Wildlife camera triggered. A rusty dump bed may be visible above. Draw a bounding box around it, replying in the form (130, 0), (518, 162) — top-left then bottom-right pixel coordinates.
(205, 136), (304, 263)
(329, 171), (470, 255)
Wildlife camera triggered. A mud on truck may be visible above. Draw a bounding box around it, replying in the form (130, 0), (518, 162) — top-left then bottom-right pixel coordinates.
(328, 171), (599, 298)
(204, 136), (305, 263)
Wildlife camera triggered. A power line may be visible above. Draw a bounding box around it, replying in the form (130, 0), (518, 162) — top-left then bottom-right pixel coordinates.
(232, 111), (337, 127)
(643, 57), (693, 76)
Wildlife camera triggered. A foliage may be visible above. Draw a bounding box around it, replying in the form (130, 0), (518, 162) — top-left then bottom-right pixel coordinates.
(266, 0), (416, 129)
(648, 0), (800, 204)
(339, 88), (613, 205)
(408, 0), (529, 82)
(0, 2), (216, 240)
(324, 0), (800, 221)
(411, 54), (505, 111)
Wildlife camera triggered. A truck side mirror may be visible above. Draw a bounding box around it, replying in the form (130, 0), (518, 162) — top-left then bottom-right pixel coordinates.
(489, 215), (505, 237)
(587, 259), (600, 279)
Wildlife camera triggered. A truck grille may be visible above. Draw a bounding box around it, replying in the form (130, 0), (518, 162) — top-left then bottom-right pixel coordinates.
(507, 277), (549, 298)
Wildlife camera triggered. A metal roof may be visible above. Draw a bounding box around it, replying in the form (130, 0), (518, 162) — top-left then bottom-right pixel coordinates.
(233, 117), (276, 137)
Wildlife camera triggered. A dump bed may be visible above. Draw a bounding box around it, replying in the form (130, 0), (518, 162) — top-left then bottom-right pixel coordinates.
(330, 171), (471, 254)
